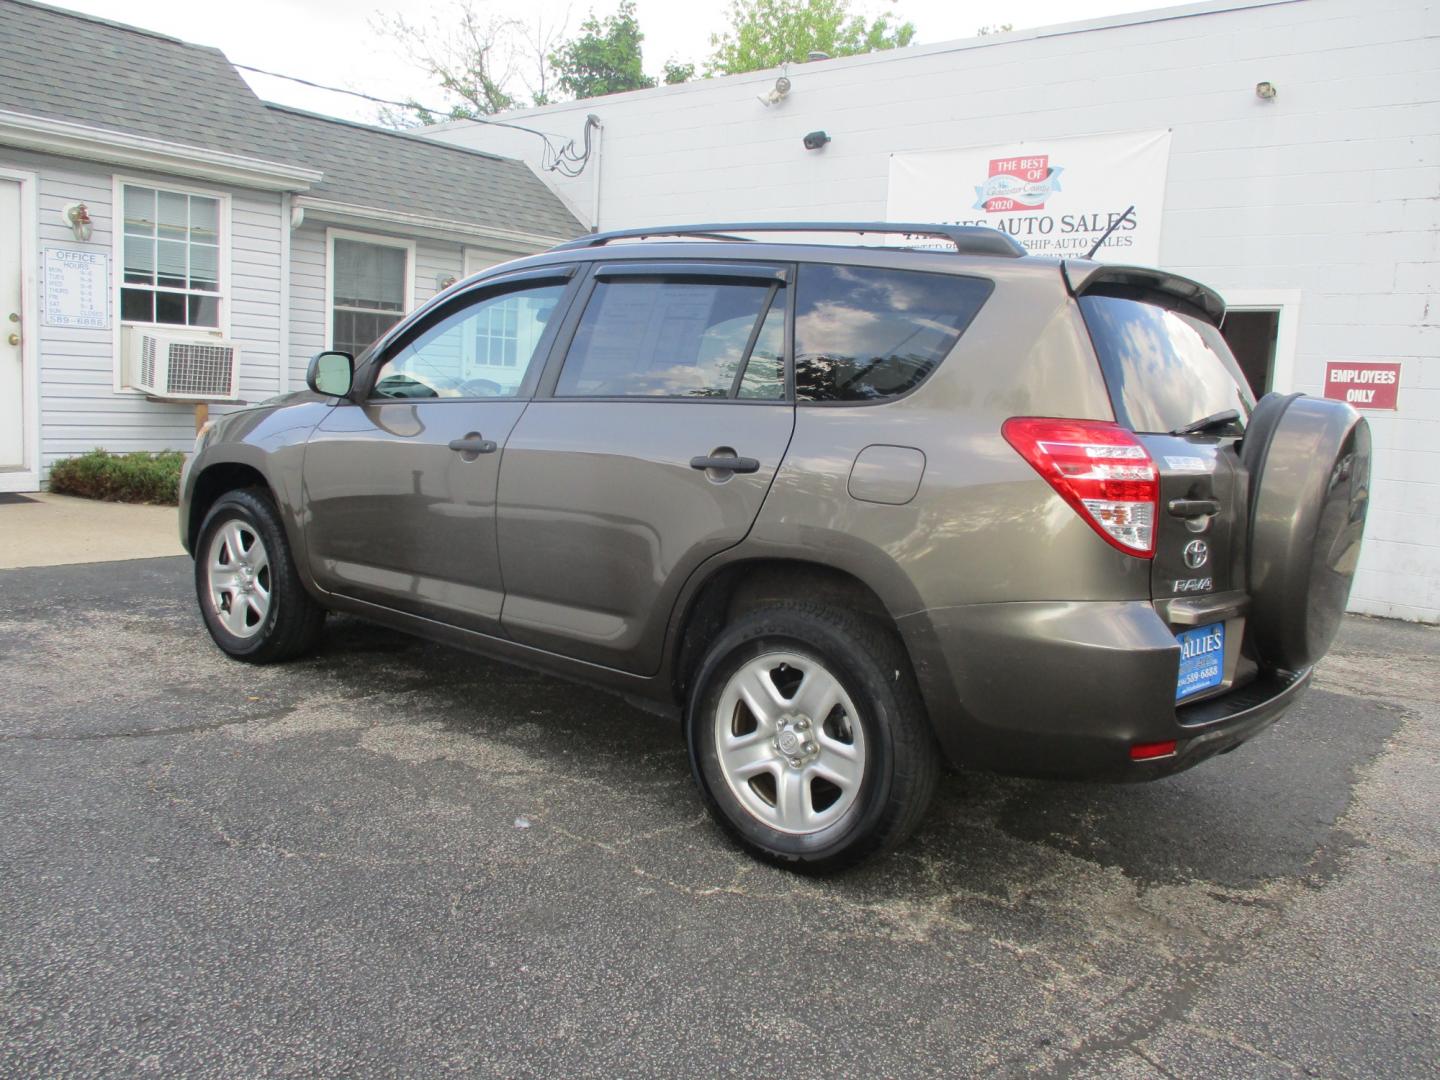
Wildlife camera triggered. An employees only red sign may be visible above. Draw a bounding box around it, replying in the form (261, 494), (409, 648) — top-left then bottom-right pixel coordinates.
(1323, 362), (1401, 410)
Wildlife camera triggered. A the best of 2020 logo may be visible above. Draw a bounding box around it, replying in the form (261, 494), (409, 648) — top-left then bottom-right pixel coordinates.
(973, 155), (1065, 212)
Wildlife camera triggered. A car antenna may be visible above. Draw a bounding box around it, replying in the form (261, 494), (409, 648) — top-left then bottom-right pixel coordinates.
(1085, 205), (1136, 259)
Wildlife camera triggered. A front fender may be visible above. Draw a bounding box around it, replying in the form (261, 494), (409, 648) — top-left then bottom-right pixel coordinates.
(181, 401), (332, 584)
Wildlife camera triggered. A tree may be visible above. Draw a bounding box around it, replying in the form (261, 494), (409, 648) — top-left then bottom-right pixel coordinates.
(374, 2), (530, 122)
(663, 59), (696, 85)
(551, 1), (656, 100)
(707, 0), (915, 76)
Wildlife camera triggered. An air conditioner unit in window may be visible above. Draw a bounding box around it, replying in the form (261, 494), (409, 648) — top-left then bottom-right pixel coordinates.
(123, 328), (241, 401)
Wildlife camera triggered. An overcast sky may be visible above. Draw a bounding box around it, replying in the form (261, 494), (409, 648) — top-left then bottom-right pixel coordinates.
(64, 0), (1189, 125)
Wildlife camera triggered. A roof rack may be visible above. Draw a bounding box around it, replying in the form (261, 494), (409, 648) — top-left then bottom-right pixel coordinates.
(549, 222), (1027, 258)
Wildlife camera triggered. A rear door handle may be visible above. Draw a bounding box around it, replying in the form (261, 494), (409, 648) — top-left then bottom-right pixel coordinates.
(449, 435), (498, 456)
(1168, 497), (1221, 518)
(691, 455), (760, 474)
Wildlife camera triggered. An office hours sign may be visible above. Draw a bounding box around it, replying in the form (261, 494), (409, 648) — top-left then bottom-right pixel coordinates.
(887, 130), (1173, 264)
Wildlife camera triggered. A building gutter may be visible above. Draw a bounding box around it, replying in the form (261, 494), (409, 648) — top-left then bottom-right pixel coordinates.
(291, 196), (573, 253)
(0, 110), (322, 192)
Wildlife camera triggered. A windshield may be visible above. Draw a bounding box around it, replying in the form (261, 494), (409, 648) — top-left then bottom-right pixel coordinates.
(1079, 293), (1254, 434)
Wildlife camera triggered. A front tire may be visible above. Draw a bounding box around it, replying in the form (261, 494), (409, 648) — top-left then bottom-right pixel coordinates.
(686, 602), (939, 872)
(195, 488), (324, 663)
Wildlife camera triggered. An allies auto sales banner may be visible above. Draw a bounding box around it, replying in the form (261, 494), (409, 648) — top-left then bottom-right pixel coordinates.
(886, 130), (1173, 264)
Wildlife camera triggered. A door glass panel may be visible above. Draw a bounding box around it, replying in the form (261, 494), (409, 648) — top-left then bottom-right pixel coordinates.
(372, 283), (566, 400)
(738, 297), (785, 400)
(557, 279), (774, 398)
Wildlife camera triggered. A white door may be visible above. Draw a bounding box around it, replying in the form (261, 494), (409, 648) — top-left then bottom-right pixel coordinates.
(0, 179), (23, 470)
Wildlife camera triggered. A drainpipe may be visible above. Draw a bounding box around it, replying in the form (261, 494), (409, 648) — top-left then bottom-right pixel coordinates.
(278, 192), (292, 394)
(589, 115), (603, 233)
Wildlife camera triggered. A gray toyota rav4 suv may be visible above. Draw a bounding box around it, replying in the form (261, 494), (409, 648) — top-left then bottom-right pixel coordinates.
(180, 222), (1371, 871)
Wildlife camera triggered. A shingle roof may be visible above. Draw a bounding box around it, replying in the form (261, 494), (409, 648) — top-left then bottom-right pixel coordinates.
(0, 0), (287, 161)
(0, 0), (584, 239)
(264, 105), (583, 239)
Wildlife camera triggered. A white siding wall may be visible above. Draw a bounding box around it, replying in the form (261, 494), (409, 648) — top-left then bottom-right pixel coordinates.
(289, 224), (326, 386)
(0, 148), (286, 475)
(427, 0), (1440, 622)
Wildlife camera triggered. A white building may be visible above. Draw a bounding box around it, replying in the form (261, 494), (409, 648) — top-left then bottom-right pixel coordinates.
(425, 0), (1440, 623)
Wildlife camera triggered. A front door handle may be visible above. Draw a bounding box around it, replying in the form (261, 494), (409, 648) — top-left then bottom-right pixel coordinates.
(691, 454), (760, 474)
(448, 434), (498, 459)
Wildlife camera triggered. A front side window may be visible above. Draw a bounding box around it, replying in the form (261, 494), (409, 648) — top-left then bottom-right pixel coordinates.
(332, 237), (409, 357)
(794, 264), (991, 402)
(557, 278), (784, 399)
(371, 284), (566, 400)
(120, 185), (222, 328)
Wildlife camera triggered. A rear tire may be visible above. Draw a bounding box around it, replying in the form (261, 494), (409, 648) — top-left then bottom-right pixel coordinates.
(195, 488), (324, 663)
(686, 602), (939, 872)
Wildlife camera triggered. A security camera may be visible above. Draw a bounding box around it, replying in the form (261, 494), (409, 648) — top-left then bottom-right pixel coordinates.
(802, 130), (831, 151)
(758, 75), (792, 107)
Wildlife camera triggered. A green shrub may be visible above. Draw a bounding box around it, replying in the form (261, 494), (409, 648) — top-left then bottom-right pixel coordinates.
(48, 449), (185, 505)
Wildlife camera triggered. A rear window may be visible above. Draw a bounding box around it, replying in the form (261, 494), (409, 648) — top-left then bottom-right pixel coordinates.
(794, 265), (991, 403)
(1079, 293), (1255, 434)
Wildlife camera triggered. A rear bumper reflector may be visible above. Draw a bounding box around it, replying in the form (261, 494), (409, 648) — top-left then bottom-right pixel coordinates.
(1130, 739), (1178, 761)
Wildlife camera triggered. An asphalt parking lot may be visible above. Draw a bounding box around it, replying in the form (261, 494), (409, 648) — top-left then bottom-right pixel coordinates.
(1, 556), (1436, 1078)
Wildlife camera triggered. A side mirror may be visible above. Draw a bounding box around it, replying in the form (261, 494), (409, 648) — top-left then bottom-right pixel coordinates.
(307, 350), (354, 397)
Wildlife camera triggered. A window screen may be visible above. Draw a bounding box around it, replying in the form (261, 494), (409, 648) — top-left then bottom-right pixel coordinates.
(794, 265), (990, 402)
(332, 239), (408, 357)
(557, 279), (778, 398)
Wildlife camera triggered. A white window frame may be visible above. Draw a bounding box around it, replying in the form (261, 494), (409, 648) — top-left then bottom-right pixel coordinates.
(324, 228), (416, 352)
(1218, 289), (1303, 395)
(111, 175), (231, 392)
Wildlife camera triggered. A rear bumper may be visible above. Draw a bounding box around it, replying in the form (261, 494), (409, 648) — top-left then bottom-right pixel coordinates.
(896, 600), (1310, 781)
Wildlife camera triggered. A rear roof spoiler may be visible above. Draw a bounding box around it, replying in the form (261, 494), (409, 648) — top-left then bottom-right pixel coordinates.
(1063, 261), (1226, 325)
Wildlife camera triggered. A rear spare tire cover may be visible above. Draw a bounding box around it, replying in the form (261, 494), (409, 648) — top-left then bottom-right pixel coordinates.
(1242, 393), (1371, 671)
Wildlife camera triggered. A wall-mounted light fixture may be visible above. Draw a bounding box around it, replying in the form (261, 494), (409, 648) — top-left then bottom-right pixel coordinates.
(1255, 81), (1277, 100)
(802, 130), (831, 151)
(758, 75), (791, 107)
(436, 273), (458, 292)
(62, 202), (92, 242)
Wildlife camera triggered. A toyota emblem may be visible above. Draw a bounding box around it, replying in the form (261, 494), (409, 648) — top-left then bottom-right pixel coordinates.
(1183, 539), (1209, 570)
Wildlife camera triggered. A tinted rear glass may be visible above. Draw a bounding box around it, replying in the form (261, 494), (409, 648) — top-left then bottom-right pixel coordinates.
(1079, 294), (1255, 434)
(794, 265), (991, 402)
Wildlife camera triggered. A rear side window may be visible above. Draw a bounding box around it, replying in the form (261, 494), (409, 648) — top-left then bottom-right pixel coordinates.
(1079, 294), (1255, 434)
(794, 264), (991, 403)
(557, 279), (782, 398)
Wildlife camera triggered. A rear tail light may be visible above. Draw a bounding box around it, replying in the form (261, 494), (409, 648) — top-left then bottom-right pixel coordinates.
(1002, 417), (1158, 557)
